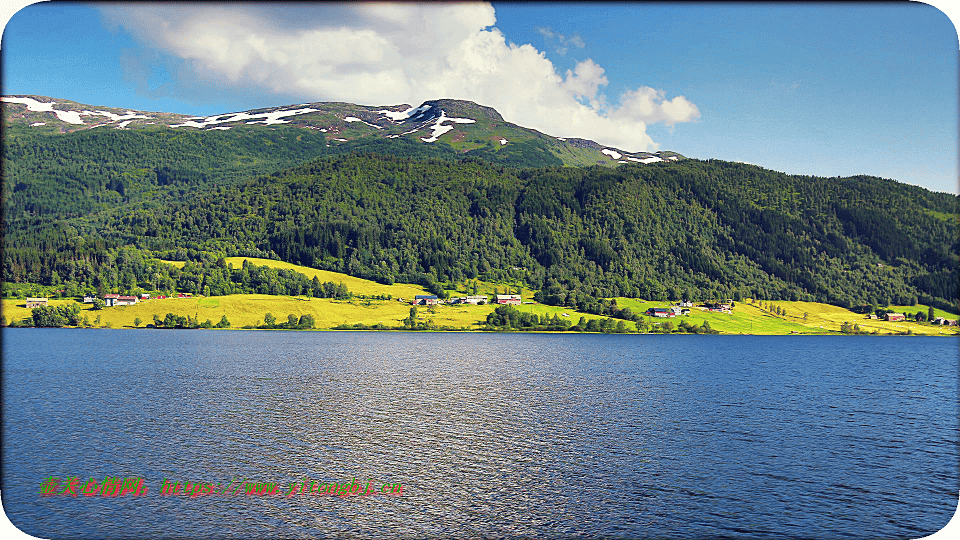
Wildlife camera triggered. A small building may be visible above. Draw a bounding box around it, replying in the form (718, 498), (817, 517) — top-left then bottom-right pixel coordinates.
(866, 314), (878, 320)
(104, 293), (120, 307)
(139, 293), (151, 300)
(82, 295), (95, 304)
(669, 306), (682, 315)
(496, 294), (521, 305)
(679, 301), (693, 308)
(885, 313), (905, 322)
(116, 295), (139, 306)
(647, 307), (673, 318)
(414, 295), (439, 305)
(26, 297), (48, 308)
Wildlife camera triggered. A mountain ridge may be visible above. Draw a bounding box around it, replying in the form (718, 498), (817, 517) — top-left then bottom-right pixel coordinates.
(1, 94), (683, 168)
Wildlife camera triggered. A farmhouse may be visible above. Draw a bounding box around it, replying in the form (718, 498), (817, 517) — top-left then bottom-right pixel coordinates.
(83, 295), (95, 303)
(26, 297), (48, 308)
(496, 294), (521, 305)
(647, 307), (673, 318)
(116, 296), (139, 306)
(414, 295), (439, 305)
(104, 293), (120, 307)
(884, 313), (905, 322)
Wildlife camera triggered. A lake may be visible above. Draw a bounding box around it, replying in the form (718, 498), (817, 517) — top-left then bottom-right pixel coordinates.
(2, 329), (957, 538)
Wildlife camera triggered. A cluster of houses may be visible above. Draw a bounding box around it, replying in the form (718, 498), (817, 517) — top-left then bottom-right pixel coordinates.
(77, 292), (193, 307)
(408, 294), (522, 306)
(870, 312), (958, 325)
(645, 301), (731, 318)
(646, 305), (691, 318)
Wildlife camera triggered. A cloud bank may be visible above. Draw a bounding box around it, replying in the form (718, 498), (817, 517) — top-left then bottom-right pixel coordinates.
(99, 2), (699, 151)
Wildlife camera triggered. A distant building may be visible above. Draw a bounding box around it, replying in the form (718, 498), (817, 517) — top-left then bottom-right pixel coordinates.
(496, 294), (521, 305)
(414, 295), (439, 305)
(116, 296), (138, 306)
(104, 294), (120, 307)
(26, 297), (48, 308)
(139, 293), (151, 300)
(647, 307), (673, 318)
(885, 313), (905, 322)
(82, 295), (95, 303)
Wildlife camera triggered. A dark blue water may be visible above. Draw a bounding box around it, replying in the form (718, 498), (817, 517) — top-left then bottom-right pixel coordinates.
(2, 329), (957, 538)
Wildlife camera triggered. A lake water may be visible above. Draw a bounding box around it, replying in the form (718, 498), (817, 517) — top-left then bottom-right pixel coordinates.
(2, 329), (957, 538)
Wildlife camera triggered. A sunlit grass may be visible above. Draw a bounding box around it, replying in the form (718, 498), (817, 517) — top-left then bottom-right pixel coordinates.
(223, 257), (428, 299)
(4, 293), (956, 336)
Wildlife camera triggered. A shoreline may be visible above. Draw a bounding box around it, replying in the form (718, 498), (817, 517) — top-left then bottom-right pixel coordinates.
(3, 326), (956, 337)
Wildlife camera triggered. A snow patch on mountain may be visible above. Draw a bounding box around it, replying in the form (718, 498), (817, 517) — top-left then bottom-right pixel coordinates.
(627, 156), (663, 164)
(601, 149), (622, 160)
(2, 96), (152, 126)
(171, 107), (319, 128)
(344, 116), (382, 129)
(2, 96), (55, 112)
(379, 105), (431, 122)
(420, 112), (475, 143)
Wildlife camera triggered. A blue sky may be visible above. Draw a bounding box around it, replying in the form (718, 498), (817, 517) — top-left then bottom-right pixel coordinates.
(1, 1), (957, 194)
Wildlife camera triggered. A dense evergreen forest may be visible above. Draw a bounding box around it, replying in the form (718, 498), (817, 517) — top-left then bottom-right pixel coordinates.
(3, 126), (958, 312)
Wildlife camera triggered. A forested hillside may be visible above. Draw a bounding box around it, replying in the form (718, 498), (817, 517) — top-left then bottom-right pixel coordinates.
(3, 121), (957, 313)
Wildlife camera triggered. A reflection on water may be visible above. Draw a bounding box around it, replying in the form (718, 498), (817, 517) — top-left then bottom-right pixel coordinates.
(3, 330), (957, 538)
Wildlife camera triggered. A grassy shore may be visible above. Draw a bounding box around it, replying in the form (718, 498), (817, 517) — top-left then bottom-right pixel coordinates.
(3, 259), (957, 335)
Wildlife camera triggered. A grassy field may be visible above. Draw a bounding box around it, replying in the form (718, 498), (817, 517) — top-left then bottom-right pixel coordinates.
(4, 263), (957, 336)
(612, 298), (959, 336)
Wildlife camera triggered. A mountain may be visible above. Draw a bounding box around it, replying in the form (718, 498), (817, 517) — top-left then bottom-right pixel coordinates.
(1, 95), (957, 314)
(1, 95), (683, 168)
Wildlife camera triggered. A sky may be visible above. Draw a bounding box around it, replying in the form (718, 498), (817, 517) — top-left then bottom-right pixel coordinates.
(0, 1), (958, 194)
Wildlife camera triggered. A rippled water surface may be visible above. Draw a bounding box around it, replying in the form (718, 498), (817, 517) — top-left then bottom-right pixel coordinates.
(2, 329), (957, 538)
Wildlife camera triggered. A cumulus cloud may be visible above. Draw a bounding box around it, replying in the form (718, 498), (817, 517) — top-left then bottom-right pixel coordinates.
(98, 2), (699, 151)
(613, 87), (701, 126)
(562, 59), (608, 102)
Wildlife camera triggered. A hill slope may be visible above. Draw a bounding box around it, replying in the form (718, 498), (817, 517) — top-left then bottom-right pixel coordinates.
(2, 95), (957, 315)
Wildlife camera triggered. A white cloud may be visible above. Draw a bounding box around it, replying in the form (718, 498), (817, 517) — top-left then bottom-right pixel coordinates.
(99, 2), (699, 152)
(562, 59), (608, 101)
(613, 87), (701, 126)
